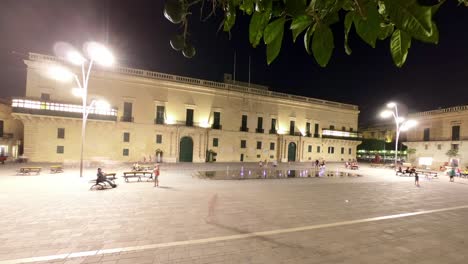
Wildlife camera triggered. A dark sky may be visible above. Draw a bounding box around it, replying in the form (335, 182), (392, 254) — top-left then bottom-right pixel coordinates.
(1, 0), (467, 124)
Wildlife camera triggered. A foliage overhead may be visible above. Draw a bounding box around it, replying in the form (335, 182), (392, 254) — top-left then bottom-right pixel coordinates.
(164, 0), (467, 67)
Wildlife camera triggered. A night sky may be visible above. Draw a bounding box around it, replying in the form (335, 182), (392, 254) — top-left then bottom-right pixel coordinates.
(0, 0), (467, 124)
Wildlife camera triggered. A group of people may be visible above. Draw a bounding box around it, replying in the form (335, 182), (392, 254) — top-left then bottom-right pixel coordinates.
(96, 164), (161, 189)
(345, 159), (359, 169)
(397, 166), (420, 186)
(315, 159), (326, 168)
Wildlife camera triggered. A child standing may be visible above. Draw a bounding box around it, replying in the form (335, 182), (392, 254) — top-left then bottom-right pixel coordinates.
(153, 164), (160, 187)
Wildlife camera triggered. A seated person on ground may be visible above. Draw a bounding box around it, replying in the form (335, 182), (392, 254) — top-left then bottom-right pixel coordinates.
(97, 168), (117, 188)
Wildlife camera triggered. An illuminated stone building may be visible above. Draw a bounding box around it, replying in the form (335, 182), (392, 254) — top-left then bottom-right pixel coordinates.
(0, 99), (23, 159)
(405, 105), (468, 168)
(12, 53), (361, 163)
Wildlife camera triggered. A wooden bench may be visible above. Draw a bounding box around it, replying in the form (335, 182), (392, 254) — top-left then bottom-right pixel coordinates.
(416, 170), (438, 178)
(50, 165), (63, 173)
(123, 171), (153, 182)
(18, 167), (42, 175)
(105, 173), (117, 180)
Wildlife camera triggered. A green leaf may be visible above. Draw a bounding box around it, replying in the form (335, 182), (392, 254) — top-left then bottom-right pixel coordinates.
(378, 24), (394, 40)
(240, 0), (255, 15)
(290, 15), (313, 42)
(257, 0), (273, 12)
(323, 11), (340, 25)
(304, 24), (316, 55)
(266, 27), (284, 64)
(312, 24), (334, 67)
(249, 11), (272, 47)
(264, 17), (286, 44)
(390, 29), (411, 67)
(385, 0), (433, 38)
(223, 6), (237, 32)
(414, 22), (439, 44)
(353, 2), (381, 48)
(344, 11), (354, 55)
(285, 0), (306, 17)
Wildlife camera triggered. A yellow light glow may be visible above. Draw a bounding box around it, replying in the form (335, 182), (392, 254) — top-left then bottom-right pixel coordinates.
(165, 115), (175, 125)
(387, 102), (396, 108)
(277, 128), (286, 135)
(380, 110), (393, 118)
(48, 65), (73, 82)
(85, 42), (114, 66)
(199, 120), (210, 128)
(66, 51), (86, 65)
(72, 88), (83, 98)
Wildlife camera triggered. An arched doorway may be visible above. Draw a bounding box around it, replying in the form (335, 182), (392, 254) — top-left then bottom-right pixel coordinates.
(155, 149), (163, 163)
(179, 136), (193, 162)
(288, 142), (296, 162)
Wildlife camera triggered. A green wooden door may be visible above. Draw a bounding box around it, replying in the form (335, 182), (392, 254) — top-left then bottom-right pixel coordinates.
(179, 137), (193, 162)
(288, 142), (296, 162)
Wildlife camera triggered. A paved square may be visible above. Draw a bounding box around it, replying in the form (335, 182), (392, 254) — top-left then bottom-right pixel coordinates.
(1, 162), (467, 263)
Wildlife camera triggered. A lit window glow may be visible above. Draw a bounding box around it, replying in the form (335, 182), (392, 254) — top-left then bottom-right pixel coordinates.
(12, 99), (117, 116)
(419, 157), (433, 166)
(322, 129), (359, 138)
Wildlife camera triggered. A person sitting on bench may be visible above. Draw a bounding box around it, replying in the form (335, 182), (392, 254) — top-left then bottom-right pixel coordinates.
(97, 168), (117, 188)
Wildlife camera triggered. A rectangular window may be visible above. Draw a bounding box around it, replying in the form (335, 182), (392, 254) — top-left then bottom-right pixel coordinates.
(123, 102), (133, 121)
(213, 112), (221, 128)
(330, 125), (335, 130)
(57, 128), (65, 139)
(314, 123), (319, 137)
(306, 122), (311, 136)
(123, 148), (129, 156)
(350, 128), (353, 132)
(270, 142), (275, 150)
(241, 115), (248, 131)
(423, 128), (430, 141)
(341, 147), (344, 154)
(123, 132), (130, 142)
(56, 146), (64, 154)
(257, 141), (262, 149)
(156, 134), (162, 144)
(308, 145), (312, 152)
(213, 138), (219, 147)
(452, 144), (459, 150)
(240, 140), (247, 149)
(328, 147), (335, 154)
(317, 146), (321, 153)
(270, 118), (277, 133)
(0, 120), (3, 137)
(289, 120), (295, 135)
(41, 93), (50, 101)
(452, 125), (460, 141)
(256, 117), (264, 133)
(156, 106), (165, 124)
(342, 126), (346, 131)
(349, 148), (352, 155)
(186, 109), (194, 126)
(437, 144), (442, 150)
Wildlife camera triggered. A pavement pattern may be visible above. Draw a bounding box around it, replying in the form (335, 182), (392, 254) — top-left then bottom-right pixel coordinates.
(0, 162), (467, 264)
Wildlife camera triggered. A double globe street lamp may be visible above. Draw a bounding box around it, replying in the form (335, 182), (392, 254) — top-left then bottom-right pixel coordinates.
(48, 42), (114, 178)
(380, 102), (417, 169)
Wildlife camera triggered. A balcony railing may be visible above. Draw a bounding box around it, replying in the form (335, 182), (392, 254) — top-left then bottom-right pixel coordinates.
(269, 129), (277, 134)
(256, 128), (264, 133)
(240, 127), (249, 132)
(120, 116), (134, 122)
(154, 118), (165, 125)
(0, 133), (14, 139)
(322, 129), (362, 141)
(186, 121), (194, 127)
(314, 133), (320, 138)
(211, 124), (222, 130)
(12, 98), (118, 121)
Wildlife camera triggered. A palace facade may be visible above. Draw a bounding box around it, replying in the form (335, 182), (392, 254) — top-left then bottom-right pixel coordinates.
(12, 53), (361, 163)
(0, 99), (23, 159)
(405, 105), (468, 168)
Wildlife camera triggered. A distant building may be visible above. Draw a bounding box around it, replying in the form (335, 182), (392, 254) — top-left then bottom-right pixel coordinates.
(358, 121), (407, 162)
(405, 105), (468, 168)
(0, 99), (23, 159)
(11, 53), (361, 163)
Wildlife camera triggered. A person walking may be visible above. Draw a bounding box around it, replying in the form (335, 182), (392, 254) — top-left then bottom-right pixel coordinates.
(449, 167), (456, 182)
(153, 164), (160, 187)
(411, 167), (419, 187)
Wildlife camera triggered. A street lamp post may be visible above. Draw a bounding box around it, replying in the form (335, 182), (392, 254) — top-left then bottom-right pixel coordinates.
(380, 102), (417, 169)
(49, 42), (114, 177)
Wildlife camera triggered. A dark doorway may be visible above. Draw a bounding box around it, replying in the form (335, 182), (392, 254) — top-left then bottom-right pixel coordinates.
(179, 137), (193, 162)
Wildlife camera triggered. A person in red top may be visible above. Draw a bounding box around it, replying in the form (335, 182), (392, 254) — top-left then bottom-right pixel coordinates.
(153, 164), (160, 187)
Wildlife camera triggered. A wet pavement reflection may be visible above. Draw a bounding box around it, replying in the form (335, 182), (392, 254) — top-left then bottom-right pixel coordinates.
(196, 167), (363, 180)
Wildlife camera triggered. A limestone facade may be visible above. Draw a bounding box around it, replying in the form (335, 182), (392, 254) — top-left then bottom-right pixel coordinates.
(405, 105), (468, 168)
(0, 99), (23, 159)
(12, 53), (361, 163)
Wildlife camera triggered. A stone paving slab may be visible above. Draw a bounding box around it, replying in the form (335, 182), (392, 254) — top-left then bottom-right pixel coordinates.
(0, 163), (467, 263)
